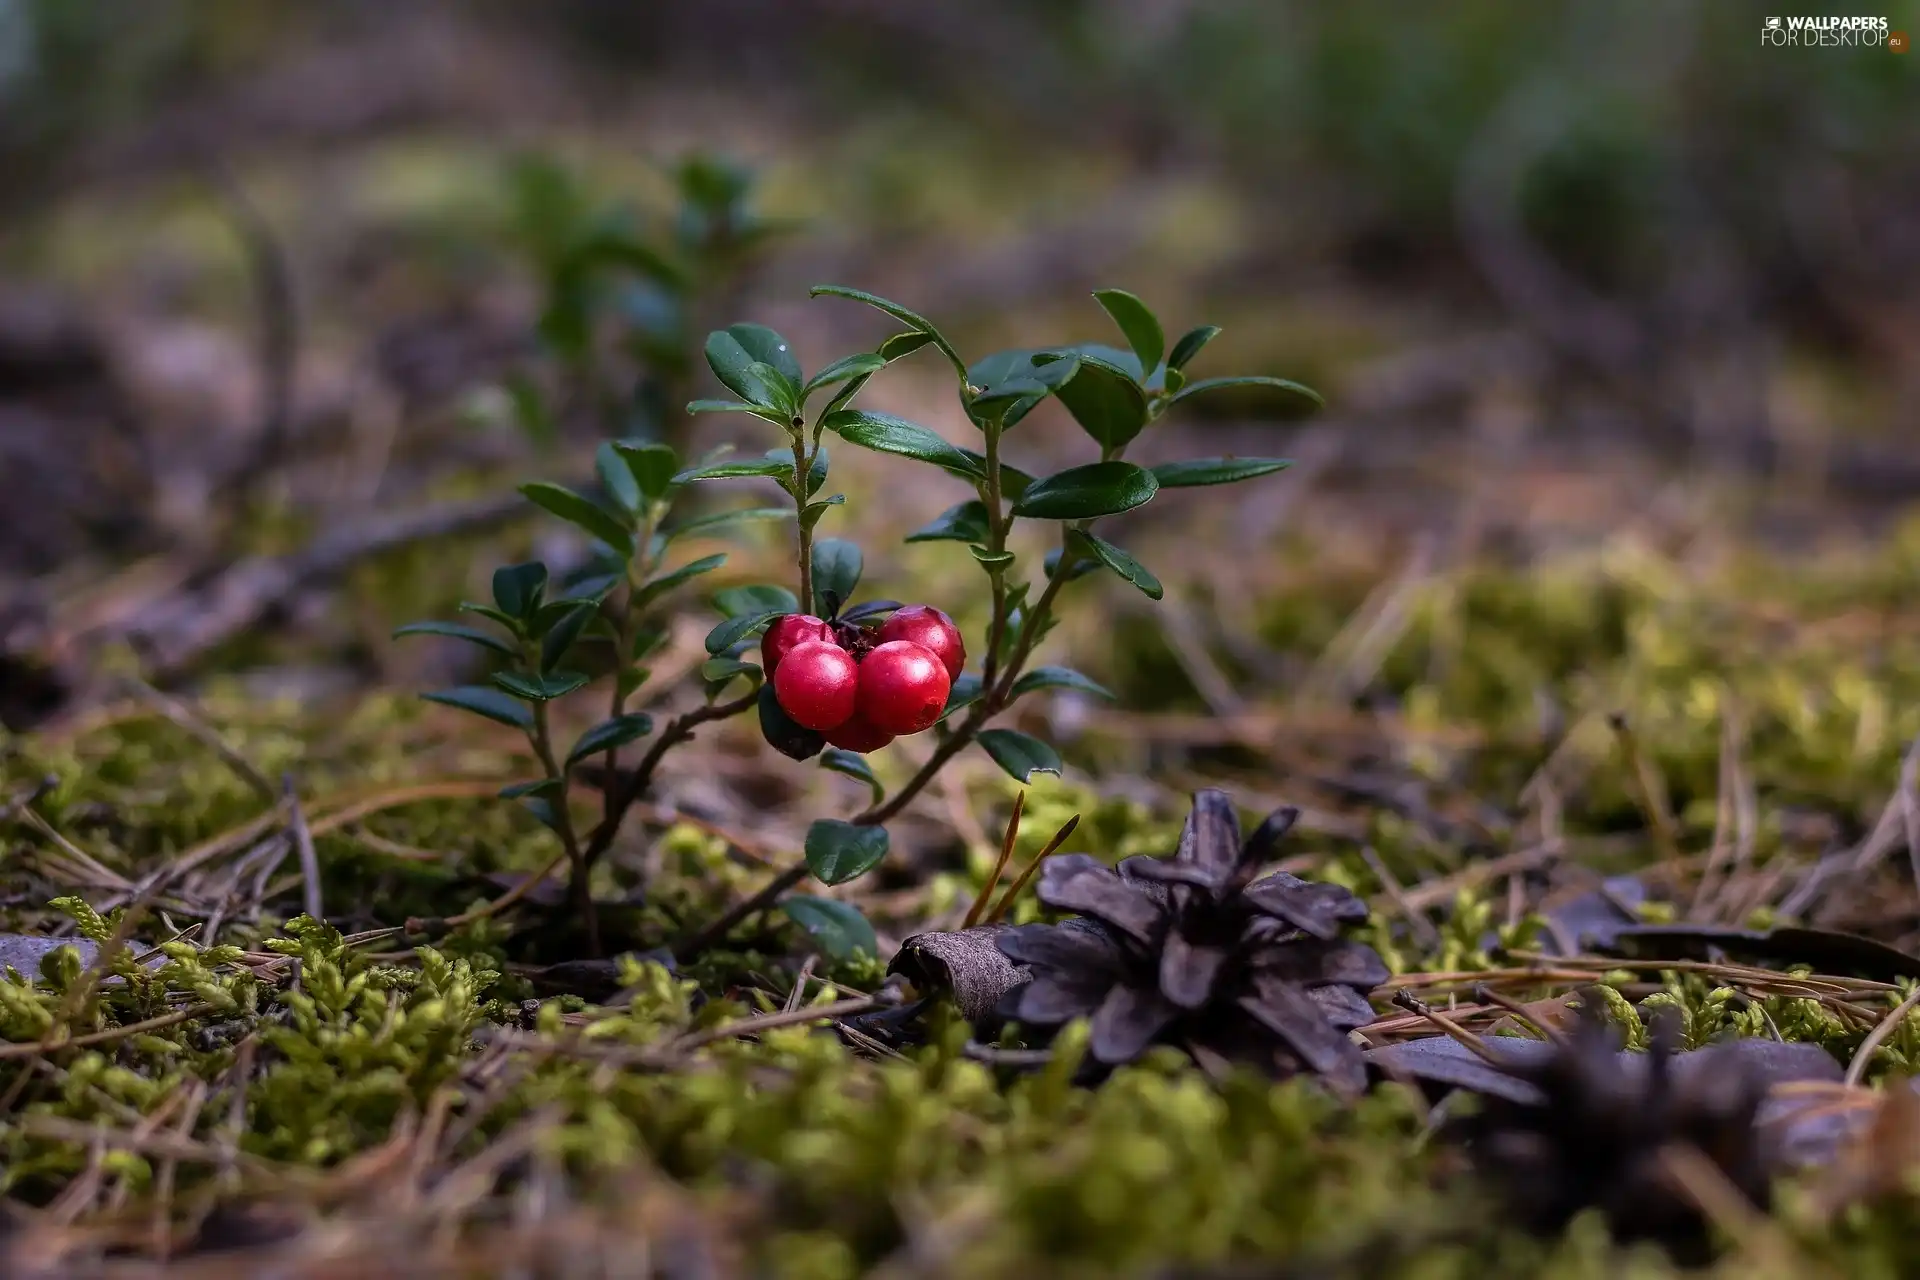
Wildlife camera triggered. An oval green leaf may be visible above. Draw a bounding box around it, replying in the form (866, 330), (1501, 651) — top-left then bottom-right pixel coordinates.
(821, 748), (884, 806)
(1092, 288), (1165, 376)
(666, 506), (796, 542)
(780, 896), (878, 960)
(596, 441), (643, 514)
(492, 563), (548, 618)
(1069, 530), (1163, 600)
(809, 285), (967, 380)
(635, 554), (728, 609)
(392, 621), (516, 656)
(804, 819), (890, 886)
(1047, 350), (1150, 450)
(713, 584), (800, 618)
(538, 601), (598, 671)
(1166, 375), (1323, 413)
(705, 610), (782, 655)
(611, 441), (680, 501)
(673, 457), (791, 484)
(724, 322), (803, 386)
(422, 686), (533, 729)
(519, 483), (634, 559)
(822, 410), (981, 478)
(1151, 457), (1293, 488)
(1010, 461), (1159, 521)
(812, 538), (863, 616)
(565, 713), (655, 768)
(803, 352), (887, 400)
(1166, 324), (1222, 372)
(492, 670), (591, 702)
(906, 500), (992, 545)
(977, 729), (1063, 784)
(1011, 666), (1115, 701)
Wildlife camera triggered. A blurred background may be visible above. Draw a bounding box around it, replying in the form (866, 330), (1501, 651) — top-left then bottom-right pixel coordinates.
(1, 0), (1917, 748)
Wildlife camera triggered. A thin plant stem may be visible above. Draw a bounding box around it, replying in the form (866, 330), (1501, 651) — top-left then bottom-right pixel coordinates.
(791, 428), (813, 612)
(529, 702), (597, 957)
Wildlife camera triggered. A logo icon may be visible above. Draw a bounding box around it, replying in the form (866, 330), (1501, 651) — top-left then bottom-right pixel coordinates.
(1765, 16), (1782, 29)
(1893, 29), (1911, 51)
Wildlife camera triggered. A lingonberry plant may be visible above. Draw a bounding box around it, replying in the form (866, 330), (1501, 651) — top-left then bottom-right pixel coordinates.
(398, 284), (1319, 957)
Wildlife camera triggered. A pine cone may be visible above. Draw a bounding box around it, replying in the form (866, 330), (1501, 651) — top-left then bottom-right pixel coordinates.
(1457, 1010), (1775, 1263)
(993, 789), (1388, 1092)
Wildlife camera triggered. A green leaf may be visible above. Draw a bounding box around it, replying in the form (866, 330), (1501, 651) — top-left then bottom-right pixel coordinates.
(821, 749), (884, 806)
(666, 506), (795, 542)
(968, 546), (1015, 568)
(635, 554), (728, 608)
(812, 538), (863, 616)
(686, 398), (786, 424)
(977, 729), (1062, 783)
(539, 602), (598, 670)
(1011, 666), (1115, 700)
(966, 349), (1078, 428)
(713, 584), (799, 618)
(492, 670), (591, 701)
(878, 330), (935, 362)
(841, 599), (901, 623)
(613, 441), (680, 499)
(809, 285), (967, 380)
(706, 610), (781, 655)
(1092, 288), (1164, 376)
(806, 445), (830, 497)
(492, 563), (548, 619)
(705, 327), (798, 409)
(560, 571), (621, 604)
(1070, 530), (1163, 600)
(673, 457), (792, 484)
(392, 621), (516, 656)
(699, 657), (762, 698)
(514, 791), (561, 831)
(941, 672), (983, 720)
(1151, 457), (1293, 488)
(597, 441), (642, 514)
(1011, 461), (1159, 521)
(780, 896), (877, 960)
(1166, 324), (1221, 371)
(745, 360), (801, 418)
(422, 686), (533, 729)
(520, 483), (635, 559)
(498, 778), (562, 800)
(1166, 375), (1323, 413)
(802, 352), (887, 401)
(1044, 350), (1150, 451)
(758, 681), (825, 761)
(565, 714), (655, 767)
(822, 410), (981, 478)
(905, 500), (992, 545)
(801, 494), (846, 533)
(459, 602), (525, 633)
(804, 819), (890, 886)
(1042, 545), (1101, 583)
(724, 323), (803, 387)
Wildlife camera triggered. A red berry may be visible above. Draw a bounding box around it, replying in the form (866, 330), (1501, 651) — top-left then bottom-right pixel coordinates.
(772, 640), (859, 730)
(857, 640), (952, 736)
(761, 614), (835, 674)
(824, 710), (895, 753)
(877, 604), (965, 680)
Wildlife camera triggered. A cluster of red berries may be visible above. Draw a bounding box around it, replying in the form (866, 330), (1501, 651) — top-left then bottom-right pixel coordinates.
(760, 604), (964, 754)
